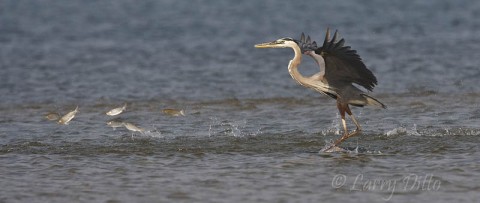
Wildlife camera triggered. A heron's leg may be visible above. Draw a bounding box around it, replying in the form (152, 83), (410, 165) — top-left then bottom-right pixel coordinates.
(346, 106), (362, 132)
(337, 102), (348, 135)
(322, 104), (364, 152)
(331, 103), (351, 146)
(332, 105), (359, 146)
(341, 106), (361, 140)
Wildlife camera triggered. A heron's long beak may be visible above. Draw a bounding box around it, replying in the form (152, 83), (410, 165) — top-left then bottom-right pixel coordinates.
(254, 41), (283, 48)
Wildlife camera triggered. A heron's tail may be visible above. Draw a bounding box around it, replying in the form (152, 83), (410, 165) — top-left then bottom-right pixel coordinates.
(361, 94), (387, 109)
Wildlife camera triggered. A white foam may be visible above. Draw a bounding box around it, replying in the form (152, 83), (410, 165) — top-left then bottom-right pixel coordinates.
(141, 130), (163, 138)
(385, 124), (421, 136)
(386, 127), (407, 136)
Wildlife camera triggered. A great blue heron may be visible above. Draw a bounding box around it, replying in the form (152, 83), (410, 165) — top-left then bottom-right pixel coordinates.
(255, 28), (386, 150)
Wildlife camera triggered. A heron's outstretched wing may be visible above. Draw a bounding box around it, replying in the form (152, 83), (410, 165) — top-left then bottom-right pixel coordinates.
(315, 28), (377, 91)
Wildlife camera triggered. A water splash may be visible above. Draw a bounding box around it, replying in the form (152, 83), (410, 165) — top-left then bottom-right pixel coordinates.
(386, 127), (408, 136)
(141, 129), (163, 138)
(410, 124), (421, 136)
(221, 120), (246, 137)
(208, 117), (261, 137)
(321, 113), (341, 135)
(208, 117), (219, 137)
(385, 124), (423, 136)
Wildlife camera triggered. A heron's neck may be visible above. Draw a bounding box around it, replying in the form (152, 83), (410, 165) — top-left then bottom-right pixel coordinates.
(288, 45), (308, 85)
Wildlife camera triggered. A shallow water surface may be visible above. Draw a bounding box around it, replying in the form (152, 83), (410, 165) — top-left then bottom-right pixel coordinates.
(1, 0), (480, 202)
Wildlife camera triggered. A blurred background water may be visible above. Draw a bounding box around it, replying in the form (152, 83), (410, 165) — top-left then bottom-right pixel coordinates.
(1, 0), (479, 202)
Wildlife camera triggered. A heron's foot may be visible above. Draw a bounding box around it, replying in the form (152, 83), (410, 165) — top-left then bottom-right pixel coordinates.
(354, 127), (362, 134)
(320, 144), (347, 153)
(321, 129), (362, 152)
(334, 130), (359, 145)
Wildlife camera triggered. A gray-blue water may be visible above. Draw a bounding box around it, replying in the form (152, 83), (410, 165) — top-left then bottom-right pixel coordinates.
(1, 0), (480, 202)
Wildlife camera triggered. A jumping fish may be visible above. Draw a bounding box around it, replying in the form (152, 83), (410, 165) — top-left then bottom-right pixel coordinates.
(123, 122), (145, 133)
(123, 122), (145, 138)
(45, 112), (60, 121)
(162, 108), (185, 116)
(106, 120), (124, 130)
(106, 103), (127, 116)
(58, 106), (79, 125)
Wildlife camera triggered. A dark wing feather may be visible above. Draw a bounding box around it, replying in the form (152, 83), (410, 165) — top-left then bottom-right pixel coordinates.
(297, 33), (318, 53)
(315, 28), (377, 91)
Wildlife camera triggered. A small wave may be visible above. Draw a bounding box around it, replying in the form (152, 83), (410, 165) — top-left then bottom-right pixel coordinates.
(118, 130), (163, 142)
(318, 139), (383, 154)
(318, 143), (383, 154)
(385, 124), (421, 136)
(385, 127), (407, 136)
(385, 125), (480, 137)
(434, 128), (480, 136)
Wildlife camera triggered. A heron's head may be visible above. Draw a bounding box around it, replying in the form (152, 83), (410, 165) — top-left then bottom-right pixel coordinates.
(254, 37), (299, 49)
(255, 33), (317, 54)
